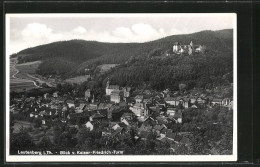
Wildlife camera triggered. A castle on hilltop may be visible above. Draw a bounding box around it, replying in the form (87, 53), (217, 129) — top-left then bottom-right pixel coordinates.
(172, 41), (205, 55)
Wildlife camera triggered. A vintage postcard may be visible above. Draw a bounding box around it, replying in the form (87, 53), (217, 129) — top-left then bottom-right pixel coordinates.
(5, 13), (237, 162)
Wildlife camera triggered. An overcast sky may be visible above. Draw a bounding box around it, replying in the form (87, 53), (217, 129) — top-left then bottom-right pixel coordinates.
(6, 14), (235, 55)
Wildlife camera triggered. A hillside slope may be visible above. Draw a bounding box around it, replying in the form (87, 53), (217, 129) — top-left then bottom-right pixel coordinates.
(12, 29), (233, 80)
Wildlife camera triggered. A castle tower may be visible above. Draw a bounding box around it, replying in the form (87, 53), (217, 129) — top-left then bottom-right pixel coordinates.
(188, 45), (193, 55)
(190, 41), (193, 47)
(173, 42), (179, 53)
(189, 41), (194, 55)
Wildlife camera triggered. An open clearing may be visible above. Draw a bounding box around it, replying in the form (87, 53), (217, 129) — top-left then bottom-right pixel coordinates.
(65, 75), (91, 84)
(97, 64), (119, 73)
(10, 60), (41, 92)
(12, 120), (33, 133)
(16, 61), (41, 79)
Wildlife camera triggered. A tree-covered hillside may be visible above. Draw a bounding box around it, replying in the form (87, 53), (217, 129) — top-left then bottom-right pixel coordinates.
(12, 29), (233, 90)
(107, 52), (232, 91)
(75, 29), (233, 74)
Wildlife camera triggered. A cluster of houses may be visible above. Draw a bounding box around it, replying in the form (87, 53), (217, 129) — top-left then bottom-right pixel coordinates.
(82, 110), (193, 148)
(10, 94), (190, 146)
(103, 81), (233, 119)
(10, 81), (233, 149)
(170, 41), (206, 55)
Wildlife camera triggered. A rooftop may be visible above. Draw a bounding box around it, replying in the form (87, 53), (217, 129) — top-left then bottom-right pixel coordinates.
(107, 85), (120, 90)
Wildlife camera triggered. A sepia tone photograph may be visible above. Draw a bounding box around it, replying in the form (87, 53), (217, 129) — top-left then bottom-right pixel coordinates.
(5, 13), (237, 162)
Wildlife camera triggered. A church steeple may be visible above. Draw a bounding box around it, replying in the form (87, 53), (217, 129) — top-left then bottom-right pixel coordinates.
(190, 41), (193, 47)
(92, 94), (95, 103)
(106, 77), (110, 88)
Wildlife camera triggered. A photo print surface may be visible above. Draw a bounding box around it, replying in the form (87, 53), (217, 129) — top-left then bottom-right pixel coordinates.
(5, 13), (237, 162)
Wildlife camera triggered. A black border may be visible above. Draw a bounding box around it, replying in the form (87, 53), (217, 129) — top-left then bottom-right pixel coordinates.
(253, 1), (260, 165)
(1, 1), (254, 166)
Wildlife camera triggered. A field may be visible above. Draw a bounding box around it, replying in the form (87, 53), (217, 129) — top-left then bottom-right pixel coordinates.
(15, 61), (41, 79)
(12, 120), (33, 133)
(65, 75), (91, 84)
(10, 59), (41, 92)
(10, 80), (37, 92)
(97, 64), (119, 73)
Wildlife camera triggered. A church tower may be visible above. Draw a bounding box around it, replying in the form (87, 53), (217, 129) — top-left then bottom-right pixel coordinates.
(190, 41), (193, 48)
(92, 94), (95, 103)
(106, 78), (110, 88)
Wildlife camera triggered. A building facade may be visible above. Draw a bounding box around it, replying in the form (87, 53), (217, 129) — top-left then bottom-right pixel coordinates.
(106, 78), (120, 96)
(110, 90), (122, 103)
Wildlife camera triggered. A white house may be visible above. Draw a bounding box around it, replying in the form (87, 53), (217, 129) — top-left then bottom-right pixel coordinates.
(166, 108), (176, 116)
(212, 99), (222, 106)
(195, 47), (201, 53)
(112, 124), (121, 131)
(173, 42), (180, 53)
(110, 90), (122, 103)
(66, 100), (75, 108)
(53, 91), (59, 98)
(85, 121), (94, 131)
(228, 101), (233, 110)
(222, 98), (231, 106)
(164, 96), (176, 106)
(121, 118), (130, 126)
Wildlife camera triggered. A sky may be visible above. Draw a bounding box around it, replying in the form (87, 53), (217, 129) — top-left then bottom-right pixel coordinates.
(6, 13), (236, 55)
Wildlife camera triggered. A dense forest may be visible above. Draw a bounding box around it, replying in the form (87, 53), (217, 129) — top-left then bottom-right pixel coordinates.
(108, 53), (232, 90)
(12, 29), (233, 91)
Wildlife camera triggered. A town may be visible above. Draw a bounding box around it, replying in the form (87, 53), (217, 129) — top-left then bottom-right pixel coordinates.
(10, 75), (233, 155)
(9, 40), (233, 155)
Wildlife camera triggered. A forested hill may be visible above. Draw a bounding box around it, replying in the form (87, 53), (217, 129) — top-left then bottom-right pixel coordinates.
(12, 29), (233, 85)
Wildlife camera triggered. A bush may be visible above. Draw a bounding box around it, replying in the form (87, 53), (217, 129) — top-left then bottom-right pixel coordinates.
(10, 129), (35, 154)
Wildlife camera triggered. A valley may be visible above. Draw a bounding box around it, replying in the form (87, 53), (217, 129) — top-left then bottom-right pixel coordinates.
(9, 29), (234, 156)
